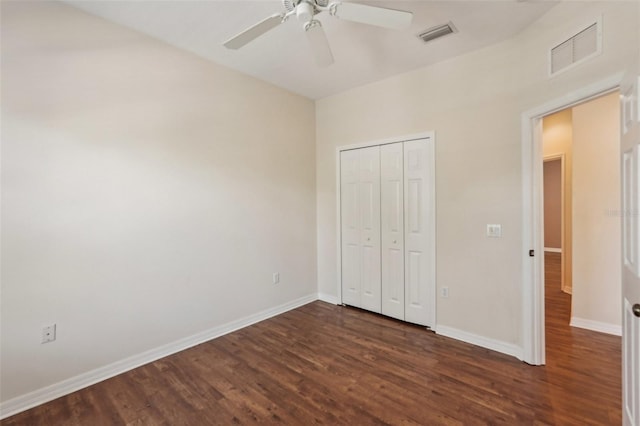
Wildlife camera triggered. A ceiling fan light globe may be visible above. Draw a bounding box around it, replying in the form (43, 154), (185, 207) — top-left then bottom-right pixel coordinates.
(296, 1), (315, 22)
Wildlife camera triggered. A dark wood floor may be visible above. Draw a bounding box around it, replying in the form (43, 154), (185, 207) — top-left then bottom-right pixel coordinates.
(3, 254), (621, 425)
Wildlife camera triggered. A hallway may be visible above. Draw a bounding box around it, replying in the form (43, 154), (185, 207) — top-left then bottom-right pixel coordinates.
(544, 251), (621, 423)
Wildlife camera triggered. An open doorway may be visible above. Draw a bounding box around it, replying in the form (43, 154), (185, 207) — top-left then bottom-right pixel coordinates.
(542, 110), (572, 349)
(541, 91), (622, 358)
(522, 75), (624, 365)
(542, 109), (571, 296)
(542, 153), (571, 352)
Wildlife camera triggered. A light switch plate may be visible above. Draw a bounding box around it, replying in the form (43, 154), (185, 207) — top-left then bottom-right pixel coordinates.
(487, 224), (502, 238)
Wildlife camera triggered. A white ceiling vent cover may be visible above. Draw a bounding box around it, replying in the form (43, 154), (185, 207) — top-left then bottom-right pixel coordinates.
(550, 19), (601, 76)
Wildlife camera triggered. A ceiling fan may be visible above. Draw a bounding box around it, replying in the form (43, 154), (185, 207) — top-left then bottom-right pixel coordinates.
(223, 0), (413, 67)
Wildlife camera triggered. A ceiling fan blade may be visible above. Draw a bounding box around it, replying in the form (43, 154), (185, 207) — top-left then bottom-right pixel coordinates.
(331, 2), (413, 30)
(223, 14), (284, 50)
(305, 20), (334, 67)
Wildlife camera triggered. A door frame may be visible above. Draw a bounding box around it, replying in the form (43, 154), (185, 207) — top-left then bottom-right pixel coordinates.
(335, 131), (436, 325)
(542, 153), (567, 293)
(521, 73), (623, 365)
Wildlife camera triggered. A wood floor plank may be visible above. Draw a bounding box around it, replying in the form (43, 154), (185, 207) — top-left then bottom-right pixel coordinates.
(2, 253), (622, 424)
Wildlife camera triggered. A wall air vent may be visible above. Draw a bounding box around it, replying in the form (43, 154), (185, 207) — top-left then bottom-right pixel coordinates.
(418, 22), (457, 44)
(550, 19), (601, 76)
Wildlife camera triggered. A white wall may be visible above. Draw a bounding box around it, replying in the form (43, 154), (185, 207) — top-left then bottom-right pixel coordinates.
(1, 1), (316, 406)
(316, 1), (638, 348)
(543, 159), (562, 250)
(571, 91), (621, 332)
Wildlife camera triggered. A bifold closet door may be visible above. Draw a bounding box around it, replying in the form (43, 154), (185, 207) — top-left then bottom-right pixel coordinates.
(404, 139), (435, 327)
(340, 146), (381, 313)
(381, 143), (405, 321)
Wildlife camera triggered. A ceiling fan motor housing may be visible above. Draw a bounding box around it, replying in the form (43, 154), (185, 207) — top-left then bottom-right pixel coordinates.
(296, 1), (316, 22)
(283, 0), (329, 13)
(282, 0), (297, 12)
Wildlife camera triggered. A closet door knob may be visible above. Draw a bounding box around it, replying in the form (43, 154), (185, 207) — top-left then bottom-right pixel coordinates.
(633, 303), (640, 318)
(393, 240), (397, 244)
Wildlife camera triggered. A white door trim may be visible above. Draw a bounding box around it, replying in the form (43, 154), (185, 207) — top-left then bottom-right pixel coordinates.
(335, 132), (435, 322)
(521, 73), (623, 365)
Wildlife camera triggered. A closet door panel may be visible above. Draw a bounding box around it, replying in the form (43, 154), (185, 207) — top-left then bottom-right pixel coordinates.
(340, 149), (361, 308)
(359, 146), (382, 313)
(341, 138), (434, 325)
(381, 143), (405, 320)
(404, 139), (435, 327)
(407, 251), (422, 308)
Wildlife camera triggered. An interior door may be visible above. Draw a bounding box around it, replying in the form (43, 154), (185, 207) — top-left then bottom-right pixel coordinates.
(358, 146), (382, 313)
(404, 138), (436, 327)
(621, 74), (640, 426)
(341, 149), (362, 308)
(381, 143), (405, 320)
(340, 146), (381, 313)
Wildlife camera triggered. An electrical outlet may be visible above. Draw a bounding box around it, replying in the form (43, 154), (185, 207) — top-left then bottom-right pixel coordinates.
(272, 272), (280, 284)
(441, 287), (449, 298)
(42, 324), (56, 344)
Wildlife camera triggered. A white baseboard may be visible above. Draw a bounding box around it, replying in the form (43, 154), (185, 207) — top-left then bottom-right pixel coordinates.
(0, 293), (318, 420)
(544, 247), (562, 253)
(570, 317), (622, 336)
(435, 325), (523, 361)
(317, 293), (339, 305)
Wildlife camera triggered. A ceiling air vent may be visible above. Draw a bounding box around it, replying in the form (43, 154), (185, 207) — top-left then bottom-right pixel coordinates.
(550, 19), (601, 76)
(418, 22), (457, 44)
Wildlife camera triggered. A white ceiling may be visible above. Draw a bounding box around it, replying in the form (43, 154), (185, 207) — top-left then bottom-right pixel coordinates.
(65, 0), (558, 100)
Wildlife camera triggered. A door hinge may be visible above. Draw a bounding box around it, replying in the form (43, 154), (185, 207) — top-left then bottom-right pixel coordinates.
(529, 249), (535, 257)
